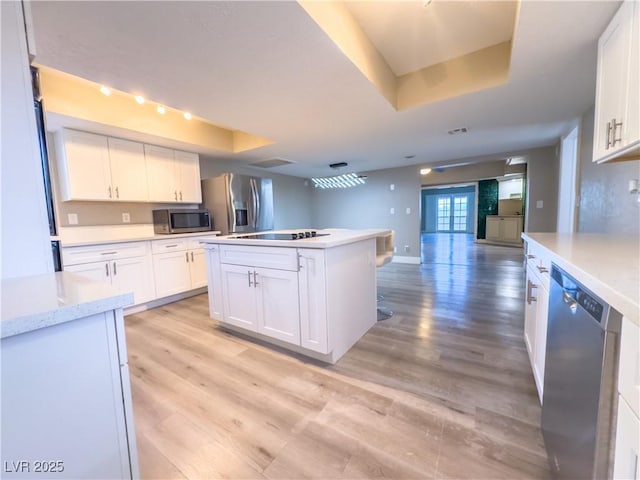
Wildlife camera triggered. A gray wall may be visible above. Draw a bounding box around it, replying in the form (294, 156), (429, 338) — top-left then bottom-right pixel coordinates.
(577, 106), (640, 234)
(312, 165), (422, 257)
(525, 146), (559, 232)
(199, 157), (313, 230)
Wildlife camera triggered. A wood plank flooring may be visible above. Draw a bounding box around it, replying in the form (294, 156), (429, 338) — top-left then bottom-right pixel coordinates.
(126, 235), (550, 479)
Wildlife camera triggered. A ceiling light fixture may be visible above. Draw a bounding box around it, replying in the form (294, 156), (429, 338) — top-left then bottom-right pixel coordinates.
(420, 168), (432, 175)
(183, 112), (192, 120)
(311, 172), (367, 189)
(99, 86), (112, 96)
(157, 105), (166, 115)
(134, 95), (145, 105)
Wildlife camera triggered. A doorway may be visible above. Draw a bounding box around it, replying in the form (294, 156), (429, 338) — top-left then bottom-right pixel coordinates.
(422, 185), (476, 234)
(557, 126), (579, 232)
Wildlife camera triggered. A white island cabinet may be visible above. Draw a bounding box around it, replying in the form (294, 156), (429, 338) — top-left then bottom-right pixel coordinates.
(202, 229), (387, 364)
(1, 272), (139, 479)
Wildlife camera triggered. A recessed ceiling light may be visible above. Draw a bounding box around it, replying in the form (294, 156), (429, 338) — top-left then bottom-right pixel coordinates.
(420, 168), (432, 175)
(183, 112), (192, 120)
(134, 95), (145, 105)
(157, 105), (166, 115)
(99, 86), (111, 96)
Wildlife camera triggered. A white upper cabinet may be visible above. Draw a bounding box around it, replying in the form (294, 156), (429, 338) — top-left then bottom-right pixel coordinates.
(55, 128), (201, 203)
(145, 144), (177, 202)
(108, 138), (149, 202)
(55, 129), (112, 201)
(593, 0), (640, 163)
(146, 146), (201, 203)
(174, 150), (202, 203)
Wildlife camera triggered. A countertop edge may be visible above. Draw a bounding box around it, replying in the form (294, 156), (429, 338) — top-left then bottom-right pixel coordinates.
(522, 233), (639, 326)
(61, 231), (222, 248)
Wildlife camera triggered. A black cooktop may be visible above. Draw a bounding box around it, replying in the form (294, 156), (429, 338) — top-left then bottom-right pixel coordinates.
(230, 231), (329, 241)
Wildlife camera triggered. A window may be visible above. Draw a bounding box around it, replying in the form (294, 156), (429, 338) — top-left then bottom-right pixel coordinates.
(437, 197), (451, 231)
(453, 196), (468, 231)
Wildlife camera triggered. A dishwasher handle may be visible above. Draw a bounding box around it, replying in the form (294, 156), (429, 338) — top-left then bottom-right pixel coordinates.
(563, 290), (578, 314)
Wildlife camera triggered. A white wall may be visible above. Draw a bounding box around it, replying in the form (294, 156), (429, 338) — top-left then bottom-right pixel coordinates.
(1, 1), (53, 279)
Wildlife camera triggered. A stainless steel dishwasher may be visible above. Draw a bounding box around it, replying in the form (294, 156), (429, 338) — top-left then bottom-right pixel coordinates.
(542, 264), (622, 480)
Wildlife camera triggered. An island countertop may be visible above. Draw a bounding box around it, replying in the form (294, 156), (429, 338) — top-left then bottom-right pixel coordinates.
(1, 271), (133, 339)
(522, 233), (639, 325)
(198, 228), (392, 249)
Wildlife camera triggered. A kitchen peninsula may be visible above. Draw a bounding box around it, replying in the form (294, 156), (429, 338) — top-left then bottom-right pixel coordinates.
(201, 228), (392, 363)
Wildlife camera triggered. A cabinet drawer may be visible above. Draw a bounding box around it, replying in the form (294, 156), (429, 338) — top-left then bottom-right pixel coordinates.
(219, 245), (298, 271)
(526, 243), (551, 290)
(151, 238), (189, 254)
(619, 318), (640, 418)
(63, 241), (148, 266)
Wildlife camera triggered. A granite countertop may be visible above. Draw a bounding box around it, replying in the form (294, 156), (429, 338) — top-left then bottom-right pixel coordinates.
(522, 233), (640, 325)
(1, 271), (134, 339)
(62, 230), (221, 248)
(199, 228), (392, 249)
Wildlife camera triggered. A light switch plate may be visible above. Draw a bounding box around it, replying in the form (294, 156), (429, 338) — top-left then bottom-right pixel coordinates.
(390, 184), (395, 191)
(122, 213), (131, 223)
(390, 207), (395, 215)
(536, 200), (544, 209)
(68, 213), (78, 225)
(406, 207), (411, 214)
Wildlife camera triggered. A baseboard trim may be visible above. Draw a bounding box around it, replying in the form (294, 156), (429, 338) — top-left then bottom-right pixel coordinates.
(392, 256), (421, 265)
(124, 287), (207, 316)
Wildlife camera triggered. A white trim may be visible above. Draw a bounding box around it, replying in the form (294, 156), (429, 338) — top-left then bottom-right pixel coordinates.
(392, 256), (421, 265)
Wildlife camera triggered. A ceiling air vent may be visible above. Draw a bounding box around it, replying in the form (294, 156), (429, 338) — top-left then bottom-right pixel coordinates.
(447, 127), (468, 135)
(249, 158), (293, 168)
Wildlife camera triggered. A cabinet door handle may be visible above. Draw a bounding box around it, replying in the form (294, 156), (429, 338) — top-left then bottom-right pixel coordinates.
(186, 252), (189, 263)
(101, 251), (117, 255)
(164, 244), (178, 248)
(612, 118), (623, 146)
(113, 261), (117, 276)
(526, 254), (536, 259)
(105, 262), (110, 277)
(253, 271), (259, 287)
(115, 186), (119, 199)
(108, 186), (112, 198)
(190, 252), (194, 262)
(606, 121), (612, 150)
(526, 279), (537, 304)
(180, 191), (183, 201)
(248, 270), (253, 287)
(174, 190), (178, 201)
(536, 265), (549, 273)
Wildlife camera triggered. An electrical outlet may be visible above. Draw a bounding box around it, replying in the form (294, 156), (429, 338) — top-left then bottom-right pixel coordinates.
(406, 207), (411, 215)
(390, 207), (395, 215)
(122, 213), (131, 223)
(68, 213), (78, 225)
(404, 245), (410, 253)
(536, 200), (544, 209)
(393, 246), (397, 253)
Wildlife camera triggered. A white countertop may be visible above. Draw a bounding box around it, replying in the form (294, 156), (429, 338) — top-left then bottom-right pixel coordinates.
(522, 233), (639, 325)
(199, 228), (392, 249)
(1, 271), (133, 339)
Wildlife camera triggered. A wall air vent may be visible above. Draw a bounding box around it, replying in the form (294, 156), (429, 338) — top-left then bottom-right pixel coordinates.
(329, 162), (348, 169)
(249, 158), (293, 168)
(447, 127), (468, 135)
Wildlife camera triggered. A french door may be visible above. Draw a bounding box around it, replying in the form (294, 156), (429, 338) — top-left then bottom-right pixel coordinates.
(436, 195), (469, 233)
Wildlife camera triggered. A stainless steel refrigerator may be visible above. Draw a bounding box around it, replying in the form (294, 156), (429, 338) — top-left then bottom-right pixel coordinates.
(201, 174), (274, 235)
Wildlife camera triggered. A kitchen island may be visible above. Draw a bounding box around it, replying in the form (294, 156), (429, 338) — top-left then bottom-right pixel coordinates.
(200, 228), (392, 363)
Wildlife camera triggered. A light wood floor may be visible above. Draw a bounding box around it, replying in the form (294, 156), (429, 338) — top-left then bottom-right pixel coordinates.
(126, 236), (550, 479)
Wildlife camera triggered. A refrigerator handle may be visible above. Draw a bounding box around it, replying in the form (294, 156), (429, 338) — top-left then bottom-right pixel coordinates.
(250, 178), (259, 230)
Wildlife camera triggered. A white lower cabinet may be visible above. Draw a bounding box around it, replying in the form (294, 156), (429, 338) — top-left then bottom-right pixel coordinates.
(1, 309), (138, 479)
(152, 250), (192, 298)
(188, 248), (208, 289)
(298, 248), (328, 354)
(614, 397), (640, 480)
(206, 246), (224, 320)
(486, 216), (523, 244)
(63, 243), (155, 305)
(524, 244), (550, 403)
(220, 262), (300, 343)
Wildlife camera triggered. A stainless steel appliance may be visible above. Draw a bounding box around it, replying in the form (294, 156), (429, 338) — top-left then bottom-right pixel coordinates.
(152, 208), (211, 234)
(229, 231), (328, 240)
(201, 174), (274, 235)
(542, 264), (621, 480)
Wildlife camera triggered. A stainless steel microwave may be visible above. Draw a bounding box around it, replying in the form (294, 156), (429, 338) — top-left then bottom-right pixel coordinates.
(152, 209), (212, 234)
